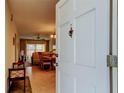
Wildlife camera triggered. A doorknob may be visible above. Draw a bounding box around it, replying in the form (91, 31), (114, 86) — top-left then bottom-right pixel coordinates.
(55, 53), (58, 57)
(54, 63), (58, 67)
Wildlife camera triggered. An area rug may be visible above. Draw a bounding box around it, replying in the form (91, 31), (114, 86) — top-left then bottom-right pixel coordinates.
(10, 77), (32, 93)
(25, 62), (32, 67)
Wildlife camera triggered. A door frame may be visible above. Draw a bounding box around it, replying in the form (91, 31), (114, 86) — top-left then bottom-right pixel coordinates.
(111, 0), (118, 93)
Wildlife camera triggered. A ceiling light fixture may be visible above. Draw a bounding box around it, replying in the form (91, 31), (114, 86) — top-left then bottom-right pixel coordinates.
(34, 34), (46, 40)
(36, 34), (40, 40)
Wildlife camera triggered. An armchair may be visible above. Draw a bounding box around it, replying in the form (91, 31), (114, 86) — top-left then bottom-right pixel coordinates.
(8, 62), (26, 92)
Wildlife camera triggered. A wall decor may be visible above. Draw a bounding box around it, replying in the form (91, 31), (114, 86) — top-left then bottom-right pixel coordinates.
(13, 37), (15, 45)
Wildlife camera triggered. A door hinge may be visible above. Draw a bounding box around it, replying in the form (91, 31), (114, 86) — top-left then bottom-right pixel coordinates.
(107, 55), (118, 67)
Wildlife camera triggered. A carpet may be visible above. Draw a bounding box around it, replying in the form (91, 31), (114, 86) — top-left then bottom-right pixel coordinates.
(25, 62), (32, 67)
(9, 77), (32, 93)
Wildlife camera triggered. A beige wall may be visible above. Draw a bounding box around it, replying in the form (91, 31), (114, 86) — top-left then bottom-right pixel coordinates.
(49, 38), (56, 51)
(5, 1), (19, 93)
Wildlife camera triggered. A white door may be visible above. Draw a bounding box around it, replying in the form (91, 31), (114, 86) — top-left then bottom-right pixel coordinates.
(56, 0), (109, 93)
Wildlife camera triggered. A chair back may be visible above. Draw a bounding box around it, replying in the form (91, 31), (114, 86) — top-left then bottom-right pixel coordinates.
(9, 68), (25, 80)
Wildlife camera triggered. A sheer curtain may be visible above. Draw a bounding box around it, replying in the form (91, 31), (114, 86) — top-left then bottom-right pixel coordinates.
(26, 44), (46, 63)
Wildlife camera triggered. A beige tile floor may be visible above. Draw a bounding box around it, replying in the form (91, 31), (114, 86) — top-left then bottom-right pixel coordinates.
(26, 66), (55, 93)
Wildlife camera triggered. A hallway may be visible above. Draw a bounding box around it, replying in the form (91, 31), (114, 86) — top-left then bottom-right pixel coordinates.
(28, 66), (55, 93)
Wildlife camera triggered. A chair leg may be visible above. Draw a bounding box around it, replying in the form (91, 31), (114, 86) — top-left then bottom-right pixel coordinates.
(8, 80), (10, 93)
(41, 63), (43, 69)
(24, 79), (25, 92)
(43, 64), (44, 70)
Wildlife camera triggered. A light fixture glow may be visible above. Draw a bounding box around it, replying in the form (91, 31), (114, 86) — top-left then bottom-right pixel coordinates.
(50, 32), (56, 38)
(50, 34), (54, 38)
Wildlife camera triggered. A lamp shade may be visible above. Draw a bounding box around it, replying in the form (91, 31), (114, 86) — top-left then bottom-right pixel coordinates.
(50, 33), (56, 38)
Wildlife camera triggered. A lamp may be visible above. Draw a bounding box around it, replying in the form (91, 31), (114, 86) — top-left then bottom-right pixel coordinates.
(50, 32), (56, 38)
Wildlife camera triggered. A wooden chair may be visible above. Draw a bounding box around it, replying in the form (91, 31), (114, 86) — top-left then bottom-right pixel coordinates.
(51, 57), (56, 70)
(13, 62), (25, 68)
(40, 58), (52, 70)
(8, 64), (26, 92)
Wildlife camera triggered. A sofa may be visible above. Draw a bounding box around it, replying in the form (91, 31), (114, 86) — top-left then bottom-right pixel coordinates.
(32, 52), (52, 65)
(32, 52), (40, 65)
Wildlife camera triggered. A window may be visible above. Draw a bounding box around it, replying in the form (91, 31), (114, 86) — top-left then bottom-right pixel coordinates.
(36, 44), (45, 52)
(26, 44), (46, 62)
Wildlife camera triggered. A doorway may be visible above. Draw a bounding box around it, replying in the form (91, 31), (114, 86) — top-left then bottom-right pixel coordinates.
(6, 0), (57, 93)
(6, 0), (117, 93)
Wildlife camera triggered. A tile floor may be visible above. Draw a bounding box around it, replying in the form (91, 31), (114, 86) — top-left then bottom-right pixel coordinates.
(26, 66), (55, 93)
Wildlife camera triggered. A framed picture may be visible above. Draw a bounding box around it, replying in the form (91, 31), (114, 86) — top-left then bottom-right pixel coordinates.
(13, 37), (15, 45)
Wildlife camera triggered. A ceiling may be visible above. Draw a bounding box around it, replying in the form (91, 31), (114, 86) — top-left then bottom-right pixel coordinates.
(8, 0), (56, 37)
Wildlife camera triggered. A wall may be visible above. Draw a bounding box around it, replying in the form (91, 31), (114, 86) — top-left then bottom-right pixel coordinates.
(5, 1), (19, 93)
(49, 38), (56, 51)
